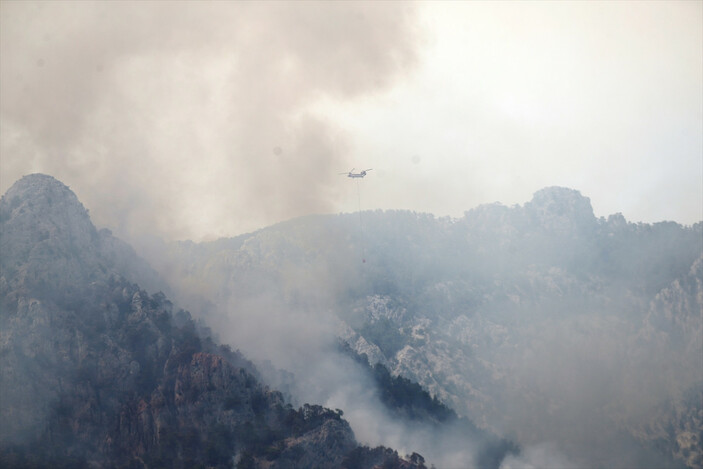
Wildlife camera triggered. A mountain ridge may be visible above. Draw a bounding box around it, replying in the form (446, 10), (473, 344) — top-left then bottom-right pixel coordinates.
(137, 183), (701, 468)
(3, 173), (699, 468)
(0, 173), (429, 468)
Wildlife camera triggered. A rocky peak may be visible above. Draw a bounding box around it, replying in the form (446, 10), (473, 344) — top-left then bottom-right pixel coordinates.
(0, 174), (98, 275)
(524, 186), (596, 235)
(0, 174), (167, 298)
(0, 174), (96, 245)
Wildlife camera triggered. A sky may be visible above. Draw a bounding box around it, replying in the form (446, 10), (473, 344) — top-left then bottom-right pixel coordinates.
(1, 0), (701, 241)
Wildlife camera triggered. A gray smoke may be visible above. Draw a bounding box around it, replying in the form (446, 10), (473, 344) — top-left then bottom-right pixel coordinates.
(0, 1), (421, 240)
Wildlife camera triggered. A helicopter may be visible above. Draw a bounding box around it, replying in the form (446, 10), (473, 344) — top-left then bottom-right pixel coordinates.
(339, 168), (372, 178)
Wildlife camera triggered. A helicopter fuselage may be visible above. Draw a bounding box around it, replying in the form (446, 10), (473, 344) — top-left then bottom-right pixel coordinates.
(342, 168), (372, 178)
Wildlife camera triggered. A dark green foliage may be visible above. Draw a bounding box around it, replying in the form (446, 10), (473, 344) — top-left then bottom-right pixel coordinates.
(205, 424), (234, 468)
(250, 390), (269, 416)
(125, 324), (159, 392)
(223, 394), (242, 410)
(0, 445), (91, 469)
(371, 362), (456, 424)
(342, 445), (419, 469)
(338, 342), (519, 468)
(358, 318), (406, 358)
(236, 451), (256, 469)
(171, 320), (202, 366)
(262, 440), (285, 460)
(183, 428), (203, 463)
(232, 418), (286, 460)
(409, 452), (426, 467)
(278, 403), (344, 438)
(339, 342), (457, 425)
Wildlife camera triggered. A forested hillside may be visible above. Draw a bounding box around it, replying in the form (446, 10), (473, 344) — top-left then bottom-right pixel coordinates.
(0, 174), (427, 469)
(143, 187), (701, 468)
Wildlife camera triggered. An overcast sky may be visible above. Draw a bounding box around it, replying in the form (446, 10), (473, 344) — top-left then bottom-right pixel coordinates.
(1, 1), (701, 241)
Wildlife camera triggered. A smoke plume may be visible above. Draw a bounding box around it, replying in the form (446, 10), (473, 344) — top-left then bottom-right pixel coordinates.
(0, 1), (422, 240)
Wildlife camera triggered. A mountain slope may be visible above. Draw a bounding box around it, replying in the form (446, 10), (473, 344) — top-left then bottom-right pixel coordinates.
(0, 174), (424, 469)
(143, 186), (702, 468)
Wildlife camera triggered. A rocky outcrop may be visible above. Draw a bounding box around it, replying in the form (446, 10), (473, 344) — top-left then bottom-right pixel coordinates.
(524, 186), (597, 235)
(626, 257), (703, 468)
(271, 417), (356, 468)
(0, 174), (167, 302)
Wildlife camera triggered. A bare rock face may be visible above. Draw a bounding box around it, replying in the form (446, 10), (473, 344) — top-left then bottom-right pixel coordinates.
(0, 174), (95, 253)
(0, 297), (58, 444)
(0, 174), (166, 302)
(642, 256), (703, 357)
(271, 418), (356, 468)
(525, 186), (597, 235)
(0, 174), (98, 296)
(629, 256), (703, 468)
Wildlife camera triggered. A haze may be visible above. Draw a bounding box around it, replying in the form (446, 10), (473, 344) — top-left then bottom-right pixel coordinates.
(1, 0), (701, 241)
